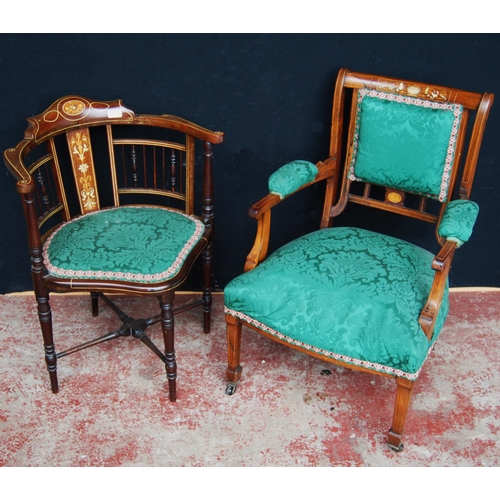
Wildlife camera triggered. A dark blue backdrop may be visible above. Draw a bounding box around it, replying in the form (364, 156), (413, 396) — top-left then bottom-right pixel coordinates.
(1, 34), (498, 293)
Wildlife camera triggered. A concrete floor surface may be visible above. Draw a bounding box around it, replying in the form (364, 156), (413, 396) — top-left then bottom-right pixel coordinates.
(0, 289), (499, 466)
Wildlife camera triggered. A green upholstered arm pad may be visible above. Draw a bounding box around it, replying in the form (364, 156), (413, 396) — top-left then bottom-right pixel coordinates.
(438, 199), (479, 247)
(268, 160), (319, 199)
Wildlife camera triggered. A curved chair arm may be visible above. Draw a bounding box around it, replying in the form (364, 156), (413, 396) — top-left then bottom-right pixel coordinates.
(152, 114), (224, 144)
(244, 158), (337, 271)
(249, 158), (337, 220)
(4, 140), (34, 185)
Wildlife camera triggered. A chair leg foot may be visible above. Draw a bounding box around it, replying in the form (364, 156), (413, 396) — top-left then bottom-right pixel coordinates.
(387, 377), (415, 451)
(203, 309), (211, 334)
(387, 432), (404, 452)
(167, 364), (177, 402)
(48, 360), (59, 394)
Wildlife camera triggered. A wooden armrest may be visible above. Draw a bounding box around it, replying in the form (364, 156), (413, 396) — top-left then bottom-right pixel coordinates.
(154, 114), (225, 144)
(244, 158), (337, 271)
(249, 158), (337, 220)
(4, 140), (32, 184)
(248, 193), (282, 220)
(432, 240), (458, 271)
(419, 240), (458, 340)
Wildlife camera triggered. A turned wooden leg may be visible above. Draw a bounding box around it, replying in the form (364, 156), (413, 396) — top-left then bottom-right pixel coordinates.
(24, 189), (58, 393)
(388, 377), (415, 451)
(225, 313), (242, 395)
(201, 140), (215, 334)
(91, 292), (99, 317)
(202, 243), (212, 334)
(201, 140), (214, 335)
(159, 291), (177, 402)
(36, 292), (58, 394)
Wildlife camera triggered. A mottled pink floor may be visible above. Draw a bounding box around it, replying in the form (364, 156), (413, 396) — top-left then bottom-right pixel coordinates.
(0, 290), (499, 466)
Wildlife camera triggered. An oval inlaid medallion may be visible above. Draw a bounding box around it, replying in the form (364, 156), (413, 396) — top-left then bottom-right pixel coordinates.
(62, 100), (85, 116)
(387, 192), (402, 204)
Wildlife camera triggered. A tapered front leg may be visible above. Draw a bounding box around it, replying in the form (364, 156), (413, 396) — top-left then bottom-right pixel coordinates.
(388, 377), (415, 451)
(225, 313), (242, 395)
(159, 291), (177, 402)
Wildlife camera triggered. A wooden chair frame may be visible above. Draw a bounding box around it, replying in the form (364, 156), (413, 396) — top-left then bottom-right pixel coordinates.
(4, 96), (224, 401)
(226, 69), (494, 450)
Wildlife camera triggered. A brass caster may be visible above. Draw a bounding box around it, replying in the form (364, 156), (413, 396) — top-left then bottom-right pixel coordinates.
(226, 383), (238, 395)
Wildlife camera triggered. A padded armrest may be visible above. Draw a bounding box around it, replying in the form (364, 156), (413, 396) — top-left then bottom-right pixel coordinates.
(438, 199), (479, 247)
(268, 160), (318, 199)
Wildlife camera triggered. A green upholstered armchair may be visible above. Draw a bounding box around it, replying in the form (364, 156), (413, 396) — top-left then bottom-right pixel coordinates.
(224, 69), (494, 451)
(4, 96), (224, 402)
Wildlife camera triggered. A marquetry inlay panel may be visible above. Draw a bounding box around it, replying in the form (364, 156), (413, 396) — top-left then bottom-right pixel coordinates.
(66, 128), (100, 214)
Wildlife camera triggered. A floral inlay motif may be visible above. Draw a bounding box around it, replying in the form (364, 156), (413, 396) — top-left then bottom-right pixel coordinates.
(377, 81), (448, 101)
(423, 87), (448, 101)
(68, 130), (98, 212)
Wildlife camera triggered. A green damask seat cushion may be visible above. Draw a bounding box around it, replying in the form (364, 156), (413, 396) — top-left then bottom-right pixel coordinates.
(349, 90), (463, 202)
(43, 206), (205, 283)
(224, 227), (449, 379)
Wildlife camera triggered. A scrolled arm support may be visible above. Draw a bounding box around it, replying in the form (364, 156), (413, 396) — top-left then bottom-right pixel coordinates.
(4, 142), (33, 184)
(421, 200), (479, 339)
(244, 209), (271, 272)
(419, 240), (457, 340)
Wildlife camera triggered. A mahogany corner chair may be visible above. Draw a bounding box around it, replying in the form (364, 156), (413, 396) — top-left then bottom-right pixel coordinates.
(4, 96), (224, 402)
(224, 69), (494, 450)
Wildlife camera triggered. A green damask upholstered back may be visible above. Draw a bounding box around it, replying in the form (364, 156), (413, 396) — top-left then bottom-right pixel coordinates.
(348, 90), (463, 203)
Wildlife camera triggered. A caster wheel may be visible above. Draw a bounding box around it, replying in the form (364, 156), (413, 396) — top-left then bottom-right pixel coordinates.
(226, 383), (238, 395)
(388, 442), (404, 452)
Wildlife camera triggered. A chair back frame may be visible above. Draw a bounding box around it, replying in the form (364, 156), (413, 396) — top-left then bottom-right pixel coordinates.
(4, 96), (224, 294)
(322, 69), (494, 246)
